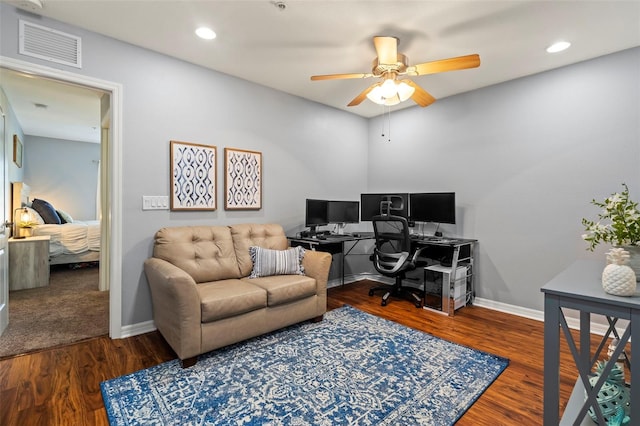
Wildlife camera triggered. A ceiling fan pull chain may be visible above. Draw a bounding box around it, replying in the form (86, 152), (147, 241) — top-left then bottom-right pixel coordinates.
(387, 106), (392, 142)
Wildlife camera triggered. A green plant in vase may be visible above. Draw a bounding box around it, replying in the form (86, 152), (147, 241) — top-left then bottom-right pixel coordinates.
(582, 183), (640, 251)
(583, 183), (640, 283)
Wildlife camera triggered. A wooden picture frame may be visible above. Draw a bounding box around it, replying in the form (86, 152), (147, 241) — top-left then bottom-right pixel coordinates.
(224, 148), (262, 210)
(13, 135), (23, 168)
(170, 140), (217, 211)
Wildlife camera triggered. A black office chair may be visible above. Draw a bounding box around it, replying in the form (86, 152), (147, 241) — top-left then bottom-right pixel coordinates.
(368, 214), (424, 308)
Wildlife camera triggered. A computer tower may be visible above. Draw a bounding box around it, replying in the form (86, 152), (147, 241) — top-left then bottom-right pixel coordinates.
(423, 265), (468, 312)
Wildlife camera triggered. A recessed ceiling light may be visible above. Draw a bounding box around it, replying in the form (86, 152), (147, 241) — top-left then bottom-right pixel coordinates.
(195, 27), (216, 40)
(547, 41), (571, 53)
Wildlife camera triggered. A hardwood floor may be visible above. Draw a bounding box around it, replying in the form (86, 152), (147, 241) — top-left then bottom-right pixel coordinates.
(0, 279), (587, 425)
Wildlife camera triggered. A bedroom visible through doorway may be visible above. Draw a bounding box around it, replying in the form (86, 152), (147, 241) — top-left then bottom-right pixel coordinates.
(0, 64), (112, 354)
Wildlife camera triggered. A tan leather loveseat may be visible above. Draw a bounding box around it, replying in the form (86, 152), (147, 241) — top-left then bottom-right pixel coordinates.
(144, 223), (332, 367)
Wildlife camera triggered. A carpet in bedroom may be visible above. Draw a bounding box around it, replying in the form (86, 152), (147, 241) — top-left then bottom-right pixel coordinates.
(0, 264), (108, 358)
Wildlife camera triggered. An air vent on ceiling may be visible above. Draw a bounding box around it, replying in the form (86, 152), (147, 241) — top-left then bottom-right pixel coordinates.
(19, 20), (82, 68)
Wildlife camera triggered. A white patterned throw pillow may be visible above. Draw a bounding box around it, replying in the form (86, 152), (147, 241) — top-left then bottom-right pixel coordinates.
(249, 246), (305, 278)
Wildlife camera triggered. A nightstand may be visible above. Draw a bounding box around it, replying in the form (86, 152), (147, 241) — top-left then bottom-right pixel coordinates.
(9, 236), (51, 291)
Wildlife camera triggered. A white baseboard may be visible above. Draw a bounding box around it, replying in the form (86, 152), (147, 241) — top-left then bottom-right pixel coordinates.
(473, 297), (544, 322)
(473, 297), (626, 337)
(118, 319), (156, 338)
(117, 279), (625, 339)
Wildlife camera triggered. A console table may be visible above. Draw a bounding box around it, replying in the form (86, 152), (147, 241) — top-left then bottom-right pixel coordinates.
(541, 259), (639, 425)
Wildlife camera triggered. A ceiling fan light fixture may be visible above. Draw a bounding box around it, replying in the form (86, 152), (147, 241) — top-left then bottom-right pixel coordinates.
(380, 78), (398, 98)
(366, 84), (384, 104)
(366, 80), (414, 105)
(383, 94), (401, 106)
(396, 81), (415, 102)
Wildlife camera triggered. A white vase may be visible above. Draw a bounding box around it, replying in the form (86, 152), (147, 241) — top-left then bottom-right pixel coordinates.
(621, 245), (640, 282)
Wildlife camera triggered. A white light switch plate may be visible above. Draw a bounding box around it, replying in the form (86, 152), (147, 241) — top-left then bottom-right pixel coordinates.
(142, 195), (169, 210)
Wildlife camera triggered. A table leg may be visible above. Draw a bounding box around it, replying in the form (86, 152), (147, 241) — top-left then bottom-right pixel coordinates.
(543, 295), (560, 425)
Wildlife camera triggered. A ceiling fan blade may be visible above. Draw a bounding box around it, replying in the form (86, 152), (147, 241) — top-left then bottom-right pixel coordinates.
(347, 83), (378, 107)
(404, 80), (436, 107)
(310, 73), (372, 81)
(410, 54), (480, 76)
(374, 36), (398, 65)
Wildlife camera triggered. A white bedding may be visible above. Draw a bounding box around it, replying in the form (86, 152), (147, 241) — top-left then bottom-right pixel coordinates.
(33, 220), (101, 256)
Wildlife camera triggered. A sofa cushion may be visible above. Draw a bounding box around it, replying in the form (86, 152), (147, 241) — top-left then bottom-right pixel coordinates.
(230, 224), (289, 277)
(197, 279), (267, 322)
(242, 275), (317, 306)
(249, 246), (305, 278)
(153, 226), (242, 283)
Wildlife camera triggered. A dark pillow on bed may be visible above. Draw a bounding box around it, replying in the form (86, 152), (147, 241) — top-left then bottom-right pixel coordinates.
(31, 198), (62, 224)
(57, 210), (67, 224)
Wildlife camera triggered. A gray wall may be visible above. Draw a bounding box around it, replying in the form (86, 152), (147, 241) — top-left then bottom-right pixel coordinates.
(24, 136), (100, 221)
(2, 4), (639, 327)
(1, 86), (25, 193)
(367, 47), (640, 311)
(1, 5), (369, 326)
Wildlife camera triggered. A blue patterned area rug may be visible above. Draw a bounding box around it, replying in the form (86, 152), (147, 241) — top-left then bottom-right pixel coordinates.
(101, 305), (508, 425)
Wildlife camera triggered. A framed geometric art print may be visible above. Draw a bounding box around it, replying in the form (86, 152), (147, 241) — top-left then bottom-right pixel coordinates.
(170, 140), (217, 211)
(224, 147), (262, 210)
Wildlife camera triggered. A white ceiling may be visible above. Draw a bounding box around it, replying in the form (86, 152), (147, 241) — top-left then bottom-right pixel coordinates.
(0, 68), (104, 143)
(1, 0), (639, 143)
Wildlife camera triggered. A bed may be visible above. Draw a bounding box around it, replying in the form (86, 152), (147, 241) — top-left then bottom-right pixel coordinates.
(12, 182), (101, 265)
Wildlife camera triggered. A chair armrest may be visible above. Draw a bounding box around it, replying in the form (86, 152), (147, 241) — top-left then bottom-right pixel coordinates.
(143, 257), (202, 359)
(301, 250), (332, 295)
(411, 246), (429, 263)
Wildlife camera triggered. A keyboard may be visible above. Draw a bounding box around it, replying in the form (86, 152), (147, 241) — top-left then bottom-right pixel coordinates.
(412, 235), (455, 244)
(325, 234), (352, 240)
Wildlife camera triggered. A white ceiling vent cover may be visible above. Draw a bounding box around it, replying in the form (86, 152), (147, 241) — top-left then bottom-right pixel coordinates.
(19, 20), (82, 68)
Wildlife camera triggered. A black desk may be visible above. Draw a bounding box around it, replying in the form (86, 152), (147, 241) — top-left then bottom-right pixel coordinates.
(288, 234), (375, 285)
(412, 237), (477, 315)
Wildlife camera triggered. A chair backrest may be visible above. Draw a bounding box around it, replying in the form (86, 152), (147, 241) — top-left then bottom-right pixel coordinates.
(371, 215), (413, 276)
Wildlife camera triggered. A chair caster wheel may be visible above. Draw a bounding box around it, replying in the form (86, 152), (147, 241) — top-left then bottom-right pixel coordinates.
(381, 300), (387, 306)
(415, 302), (422, 309)
(368, 289), (374, 296)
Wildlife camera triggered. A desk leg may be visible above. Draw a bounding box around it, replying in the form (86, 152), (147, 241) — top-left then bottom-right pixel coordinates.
(543, 294), (560, 425)
(446, 247), (461, 316)
(341, 241), (345, 286)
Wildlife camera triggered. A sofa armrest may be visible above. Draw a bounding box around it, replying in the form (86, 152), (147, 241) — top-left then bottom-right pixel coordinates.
(144, 257), (202, 360)
(301, 250), (332, 313)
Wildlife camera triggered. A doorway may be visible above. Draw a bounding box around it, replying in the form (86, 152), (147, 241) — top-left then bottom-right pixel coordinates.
(0, 55), (123, 340)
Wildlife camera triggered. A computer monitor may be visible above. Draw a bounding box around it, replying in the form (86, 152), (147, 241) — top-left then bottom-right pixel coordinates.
(327, 200), (360, 224)
(409, 192), (456, 224)
(327, 200), (359, 234)
(360, 193), (409, 221)
(305, 199), (329, 234)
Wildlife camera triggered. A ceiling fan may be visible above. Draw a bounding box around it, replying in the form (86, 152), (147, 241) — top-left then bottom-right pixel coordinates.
(310, 36), (480, 108)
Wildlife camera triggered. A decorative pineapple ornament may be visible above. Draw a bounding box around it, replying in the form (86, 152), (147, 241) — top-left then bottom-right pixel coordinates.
(602, 248), (637, 296)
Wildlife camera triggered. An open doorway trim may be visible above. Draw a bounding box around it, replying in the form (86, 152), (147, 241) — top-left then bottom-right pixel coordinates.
(1, 55), (123, 338)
